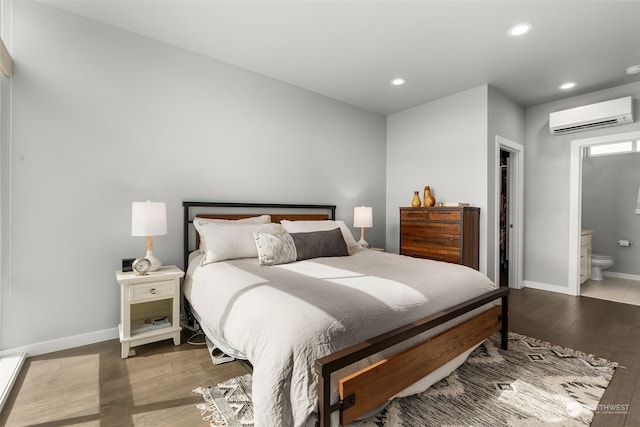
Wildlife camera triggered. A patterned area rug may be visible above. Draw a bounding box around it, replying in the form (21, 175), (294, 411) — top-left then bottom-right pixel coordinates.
(193, 332), (618, 426)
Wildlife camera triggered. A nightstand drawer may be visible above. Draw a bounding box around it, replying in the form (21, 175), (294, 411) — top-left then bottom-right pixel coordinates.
(130, 280), (174, 302)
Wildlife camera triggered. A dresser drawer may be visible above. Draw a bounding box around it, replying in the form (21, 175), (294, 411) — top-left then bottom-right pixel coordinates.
(400, 245), (461, 264)
(400, 210), (429, 221)
(428, 209), (461, 221)
(401, 233), (460, 248)
(400, 222), (461, 237)
(130, 280), (174, 302)
(400, 209), (462, 222)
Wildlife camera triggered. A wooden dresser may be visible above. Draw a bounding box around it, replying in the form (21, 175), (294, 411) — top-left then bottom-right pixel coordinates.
(399, 206), (480, 270)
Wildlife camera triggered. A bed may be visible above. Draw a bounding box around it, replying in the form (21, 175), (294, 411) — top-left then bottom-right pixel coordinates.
(182, 201), (509, 427)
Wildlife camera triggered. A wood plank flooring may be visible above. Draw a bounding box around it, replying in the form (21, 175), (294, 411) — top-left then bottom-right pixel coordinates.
(1, 288), (639, 426)
(510, 288), (640, 427)
(0, 331), (250, 426)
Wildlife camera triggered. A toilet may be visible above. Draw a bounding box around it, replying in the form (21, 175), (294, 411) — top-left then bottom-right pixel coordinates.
(590, 254), (614, 280)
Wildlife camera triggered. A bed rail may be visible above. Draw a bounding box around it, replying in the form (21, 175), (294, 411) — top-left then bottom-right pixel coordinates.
(315, 286), (509, 426)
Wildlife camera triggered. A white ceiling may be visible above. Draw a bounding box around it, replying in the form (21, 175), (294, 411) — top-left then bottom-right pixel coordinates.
(41, 0), (640, 115)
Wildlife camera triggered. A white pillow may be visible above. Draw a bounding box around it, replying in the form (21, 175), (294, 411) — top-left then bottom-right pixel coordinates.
(197, 222), (282, 265)
(280, 220), (360, 254)
(193, 215), (271, 226)
(194, 215), (272, 252)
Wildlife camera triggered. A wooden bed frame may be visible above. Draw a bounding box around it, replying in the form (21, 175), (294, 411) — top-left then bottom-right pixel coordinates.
(182, 201), (509, 427)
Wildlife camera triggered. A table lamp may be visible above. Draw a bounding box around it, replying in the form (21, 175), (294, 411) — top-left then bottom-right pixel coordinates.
(131, 201), (167, 272)
(353, 206), (373, 248)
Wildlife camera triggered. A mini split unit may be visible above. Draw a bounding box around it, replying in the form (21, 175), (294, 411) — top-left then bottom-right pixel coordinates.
(549, 96), (634, 135)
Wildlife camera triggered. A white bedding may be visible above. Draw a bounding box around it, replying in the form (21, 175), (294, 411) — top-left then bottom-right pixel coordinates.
(184, 248), (497, 427)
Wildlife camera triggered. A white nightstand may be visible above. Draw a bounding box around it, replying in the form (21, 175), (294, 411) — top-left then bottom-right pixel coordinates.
(116, 265), (184, 358)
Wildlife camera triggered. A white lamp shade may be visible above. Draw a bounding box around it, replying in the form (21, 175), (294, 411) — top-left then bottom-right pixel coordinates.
(353, 206), (373, 228)
(131, 201), (167, 236)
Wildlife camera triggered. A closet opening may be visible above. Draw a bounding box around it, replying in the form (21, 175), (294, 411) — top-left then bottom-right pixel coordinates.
(500, 149), (510, 287)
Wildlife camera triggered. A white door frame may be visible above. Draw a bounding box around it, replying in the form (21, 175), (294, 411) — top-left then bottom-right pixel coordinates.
(494, 136), (524, 289)
(568, 129), (640, 296)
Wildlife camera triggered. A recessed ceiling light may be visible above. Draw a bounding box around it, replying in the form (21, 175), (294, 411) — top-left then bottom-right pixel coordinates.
(390, 78), (406, 86)
(626, 64), (640, 75)
(507, 23), (532, 37)
(559, 82), (577, 90)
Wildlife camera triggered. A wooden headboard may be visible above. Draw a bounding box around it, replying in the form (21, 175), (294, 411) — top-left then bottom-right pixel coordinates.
(182, 201), (337, 269)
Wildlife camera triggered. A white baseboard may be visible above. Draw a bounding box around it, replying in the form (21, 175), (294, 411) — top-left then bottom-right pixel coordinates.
(0, 327), (118, 358)
(523, 280), (576, 296)
(0, 353), (25, 413)
(603, 271), (640, 281)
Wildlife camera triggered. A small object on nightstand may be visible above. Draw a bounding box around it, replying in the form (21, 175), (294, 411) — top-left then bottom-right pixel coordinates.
(116, 265), (184, 358)
(122, 258), (135, 272)
(132, 257), (151, 276)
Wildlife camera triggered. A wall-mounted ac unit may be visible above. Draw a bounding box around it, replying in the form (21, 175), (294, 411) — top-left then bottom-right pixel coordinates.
(549, 96), (634, 135)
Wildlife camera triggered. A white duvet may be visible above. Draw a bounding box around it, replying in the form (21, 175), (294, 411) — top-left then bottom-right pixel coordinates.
(184, 249), (496, 427)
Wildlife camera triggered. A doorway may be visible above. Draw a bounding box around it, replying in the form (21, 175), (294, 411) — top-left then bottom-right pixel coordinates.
(494, 136), (524, 289)
(568, 129), (640, 296)
(499, 150), (510, 286)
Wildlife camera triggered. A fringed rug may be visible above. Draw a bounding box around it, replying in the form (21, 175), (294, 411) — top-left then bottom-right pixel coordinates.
(193, 332), (618, 426)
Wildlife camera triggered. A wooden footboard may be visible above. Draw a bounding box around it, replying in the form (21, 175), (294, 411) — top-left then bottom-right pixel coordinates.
(315, 287), (509, 427)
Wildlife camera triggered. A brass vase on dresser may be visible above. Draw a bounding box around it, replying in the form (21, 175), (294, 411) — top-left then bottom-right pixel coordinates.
(411, 191), (421, 208)
(423, 186), (435, 207)
(399, 206), (480, 270)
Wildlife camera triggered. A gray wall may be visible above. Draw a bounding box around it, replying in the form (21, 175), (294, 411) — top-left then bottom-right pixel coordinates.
(486, 87), (526, 281)
(582, 151), (640, 275)
(524, 82), (640, 290)
(0, 1), (387, 350)
(386, 85), (489, 272)
(386, 85), (525, 279)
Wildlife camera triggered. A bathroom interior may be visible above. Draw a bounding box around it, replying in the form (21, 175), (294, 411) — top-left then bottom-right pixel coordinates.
(580, 138), (640, 305)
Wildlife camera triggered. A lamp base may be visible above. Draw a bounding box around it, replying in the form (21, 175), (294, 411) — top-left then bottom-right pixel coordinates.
(145, 250), (162, 272)
(357, 237), (370, 248)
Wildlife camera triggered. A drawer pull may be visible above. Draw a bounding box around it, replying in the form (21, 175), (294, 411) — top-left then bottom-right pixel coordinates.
(415, 239), (447, 245)
(150, 288), (157, 295)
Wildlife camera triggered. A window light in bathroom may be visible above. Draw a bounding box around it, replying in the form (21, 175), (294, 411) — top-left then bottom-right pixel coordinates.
(586, 140), (638, 157)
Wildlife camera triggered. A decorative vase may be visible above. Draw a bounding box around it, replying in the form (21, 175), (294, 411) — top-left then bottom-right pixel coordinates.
(411, 191), (421, 208)
(423, 186), (436, 207)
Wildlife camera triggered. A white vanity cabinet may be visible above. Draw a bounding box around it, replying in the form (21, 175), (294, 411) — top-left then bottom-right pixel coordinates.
(580, 230), (592, 284)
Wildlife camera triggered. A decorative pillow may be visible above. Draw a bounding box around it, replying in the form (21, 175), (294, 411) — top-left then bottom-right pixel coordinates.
(253, 231), (297, 266)
(280, 220), (360, 254)
(290, 228), (349, 261)
(198, 222), (282, 265)
(253, 228), (349, 266)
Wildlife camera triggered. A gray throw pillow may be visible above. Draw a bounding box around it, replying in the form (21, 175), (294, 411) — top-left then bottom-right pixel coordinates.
(290, 228), (349, 261)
